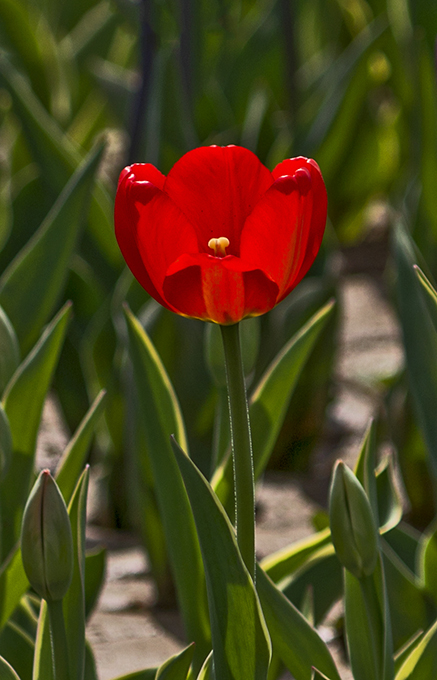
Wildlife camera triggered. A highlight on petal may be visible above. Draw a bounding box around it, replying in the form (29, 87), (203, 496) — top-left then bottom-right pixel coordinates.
(163, 254), (278, 324)
(115, 171), (172, 310)
(164, 145), (273, 255)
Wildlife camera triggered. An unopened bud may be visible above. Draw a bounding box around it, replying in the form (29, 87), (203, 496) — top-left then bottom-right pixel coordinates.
(21, 470), (73, 601)
(329, 460), (378, 579)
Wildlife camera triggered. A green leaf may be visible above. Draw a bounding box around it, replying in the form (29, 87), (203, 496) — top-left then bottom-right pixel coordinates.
(0, 405), (12, 480)
(0, 303), (71, 558)
(311, 670), (335, 680)
(171, 437), (271, 680)
(260, 528), (332, 583)
(64, 468), (89, 680)
(0, 0), (50, 106)
(382, 540), (428, 653)
(394, 632), (425, 676)
(354, 420), (378, 522)
(376, 455), (403, 534)
(0, 307), (19, 396)
(281, 545), (343, 627)
(212, 301), (335, 513)
(395, 618), (437, 679)
(0, 56), (119, 266)
(55, 389), (107, 504)
(112, 670), (157, 680)
(0, 655), (21, 680)
(384, 524), (421, 575)
(156, 643), (195, 680)
(31, 602), (53, 680)
(0, 550), (29, 632)
(255, 566), (340, 680)
(124, 307), (210, 668)
(196, 652), (214, 680)
(0, 620), (34, 679)
(344, 556), (394, 680)
(84, 548), (106, 619)
(414, 266), (437, 334)
(0, 142), (105, 356)
(418, 38), (437, 238)
(84, 641), (99, 680)
(392, 220), (437, 477)
(419, 520), (437, 606)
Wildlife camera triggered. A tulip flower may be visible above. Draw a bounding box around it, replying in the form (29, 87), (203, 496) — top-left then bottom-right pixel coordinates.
(115, 145), (327, 325)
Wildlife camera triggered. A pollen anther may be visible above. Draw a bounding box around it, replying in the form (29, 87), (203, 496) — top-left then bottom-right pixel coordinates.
(208, 236), (230, 257)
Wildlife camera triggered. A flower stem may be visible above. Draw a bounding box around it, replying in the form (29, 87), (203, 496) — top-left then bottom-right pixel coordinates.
(47, 598), (70, 680)
(220, 322), (255, 580)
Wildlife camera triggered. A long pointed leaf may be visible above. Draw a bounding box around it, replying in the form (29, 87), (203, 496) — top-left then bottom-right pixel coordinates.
(0, 306), (19, 396)
(393, 220), (437, 476)
(260, 528), (332, 584)
(212, 301), (334, 513)
(56, 390), (106, 503)
(172, 437), (271, 680)
(0, 56), (119, 266)
(124, 308), (210, 667)
(255, 566), (340, 680)
(0, 655), (21, 680)
(395, 618), (437, 679)
(156, 643), (195, 680)
(64, 468), (89, 680)
(0, 303), (71, 558)
(0, 142), (105, 355)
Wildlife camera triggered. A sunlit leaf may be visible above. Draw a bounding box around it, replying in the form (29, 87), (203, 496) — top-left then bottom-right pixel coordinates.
(0, 307), (19, 396)
(260, 528), (332, 584)
(124, 307), (210, 669)
(393, 220), (437, 478)
(172, 437), (271, 680)
(212, 301), (335, 515)
(395, 618), (437, 679)
(0, 655), (21, 680)
(55, 389), (106, 503)
(256, 566), (340, 680)
(0, 142), (105, 355)
(156, 643), (195, 680)
(0, 303), (71, 558)
(0, 620), (33, 680)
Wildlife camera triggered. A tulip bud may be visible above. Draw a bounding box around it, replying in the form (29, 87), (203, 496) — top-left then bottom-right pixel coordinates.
(21, 470), (73, 601)
(329, 460), (378, 579)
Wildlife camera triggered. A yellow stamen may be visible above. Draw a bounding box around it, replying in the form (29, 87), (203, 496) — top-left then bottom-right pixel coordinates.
(208, 236), (230, 257)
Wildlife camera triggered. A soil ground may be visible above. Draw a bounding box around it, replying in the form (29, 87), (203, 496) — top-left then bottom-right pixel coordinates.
(37, 270), (403, 679)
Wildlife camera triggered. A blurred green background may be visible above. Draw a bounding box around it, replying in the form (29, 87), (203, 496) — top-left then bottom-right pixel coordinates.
(1, 0), (437, 533)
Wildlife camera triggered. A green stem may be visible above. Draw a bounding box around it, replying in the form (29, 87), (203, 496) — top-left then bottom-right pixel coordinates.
(47, 599), (70, 680)
(220, 322), (255, 580)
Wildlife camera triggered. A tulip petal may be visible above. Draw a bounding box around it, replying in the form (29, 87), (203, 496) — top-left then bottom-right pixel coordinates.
(115, 168), (199, 311)
(164, 146), (273, 256)
(240, 158), (327, 300)
(115, 167), (171, 309)
(118, 163), (166, 190)
(135, 192), (199, 300)
(163, 254), (278, 324)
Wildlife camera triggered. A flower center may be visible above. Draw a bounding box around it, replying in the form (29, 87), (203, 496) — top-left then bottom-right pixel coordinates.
(208, 237), (230, 257)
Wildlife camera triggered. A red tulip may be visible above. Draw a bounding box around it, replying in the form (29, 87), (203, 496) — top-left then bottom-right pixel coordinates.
(115, 145), (327, 325)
